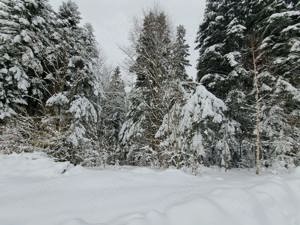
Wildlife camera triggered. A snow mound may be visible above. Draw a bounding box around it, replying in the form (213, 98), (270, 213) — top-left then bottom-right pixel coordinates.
(0, 153), (299, 225)
(0, 152), (78, 178)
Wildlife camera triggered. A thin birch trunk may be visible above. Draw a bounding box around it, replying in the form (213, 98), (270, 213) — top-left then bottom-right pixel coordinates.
(251, 38), (261, 175)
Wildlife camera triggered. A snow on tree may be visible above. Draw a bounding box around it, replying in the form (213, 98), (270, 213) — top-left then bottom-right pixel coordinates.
(247, 0), (300, 167)
(157, 85), (240, 169)
(45, 1), (103, 166)
(155, 24), (193, 168)
(196, 0), (253, 168)
(196, 0), (227, 96)
(172, 25), (191, 81)
(196, 0), (300, 169)
(1, 0), (298, 171)
(165, 24), (192, 108)
(119, 9), (172, 166)
(99, 67), (126, 164)
(0, 0), (57, 119)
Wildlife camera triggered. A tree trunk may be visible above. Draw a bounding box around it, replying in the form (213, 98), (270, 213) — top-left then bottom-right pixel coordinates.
(251, 38), (261, 175)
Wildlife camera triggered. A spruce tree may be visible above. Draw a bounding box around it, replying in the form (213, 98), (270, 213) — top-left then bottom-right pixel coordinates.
(0, 0), (57, 119)
(246, 0), (300, 167)
(157, 84), (240, 170)
(196, 0), (300, 169)
(100, 67), (126, 164)
(156, 25), (191, 168)
(46, 1), (103, 166)
(119, 10), (172, 166)
(172, 25), (190, 81)
(196, 0), (249, 168)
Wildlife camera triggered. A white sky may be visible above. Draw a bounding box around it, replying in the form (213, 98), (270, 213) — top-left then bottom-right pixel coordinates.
(49, 0), (206, 79)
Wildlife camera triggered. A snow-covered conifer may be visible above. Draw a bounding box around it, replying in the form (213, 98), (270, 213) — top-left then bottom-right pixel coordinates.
(0, 0), (57, 119)
(120, 10), (172, 166)
(46, 1), (103, 166)
(100, 67), (126, 164)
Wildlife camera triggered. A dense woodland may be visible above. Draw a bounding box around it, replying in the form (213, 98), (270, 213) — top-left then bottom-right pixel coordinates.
(0, 0), (299, 172)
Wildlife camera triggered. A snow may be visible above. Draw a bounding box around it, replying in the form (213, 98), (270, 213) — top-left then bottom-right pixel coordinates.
(24, 0), (38, 9)
(1, 152), (299, 225)
(269, 11), (300, 22)
(225, 52), (240, 67)
(120, 116), (144, 144)
(46, 93), (69, 107)
(275, 78), (300, 102)
(290, 39), (300, 52)
(203, 43), (223, 56)
(9, 66), (29, 91)
(0, 19), (19, 29)
(182, 85), (226, 125)
(13, 34), (22, 43)
(69, 97), (98, 123)
(0, 105), (16, 120)
(20, 30), (32, 43)
(191, 132), (204, 154)
(215, 15), (224, 22)
(19, 18), (30, 26)
(32, 16), (45, 26)
(281, 23), (300, 34)
(226, 19), (246, 38)
(67, 123), (87, 147)
(156, 85), (228, 159)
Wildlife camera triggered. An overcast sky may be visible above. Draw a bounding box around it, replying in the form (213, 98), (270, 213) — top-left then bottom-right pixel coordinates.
(49, 0), (206, 78)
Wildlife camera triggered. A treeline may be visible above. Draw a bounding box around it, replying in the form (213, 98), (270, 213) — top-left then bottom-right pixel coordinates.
(194, 0), (300, 169)
(0, 0), (299, 171)
(0, 0), (114, 166)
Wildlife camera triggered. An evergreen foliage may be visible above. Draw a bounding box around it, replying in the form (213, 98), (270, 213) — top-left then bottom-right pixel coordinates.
(0, 0), (58, 119)
(120, 10), (172, 166)
(0, 0), (104, 166)
(45, 1), (103, 166)
(0, 0), (298, 170)
(100, 67), (126, 164)
(196, 0), (300, 168)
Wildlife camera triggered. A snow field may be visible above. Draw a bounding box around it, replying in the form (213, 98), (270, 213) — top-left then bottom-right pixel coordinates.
(0, 153), (300, 225)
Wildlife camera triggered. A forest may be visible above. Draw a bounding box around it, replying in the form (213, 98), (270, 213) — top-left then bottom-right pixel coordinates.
(1, 1), (300, 225)
(0, 0), (299, 174)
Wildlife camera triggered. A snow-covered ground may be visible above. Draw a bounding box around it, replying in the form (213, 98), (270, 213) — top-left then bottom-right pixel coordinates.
(0, 153), (300, 225)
